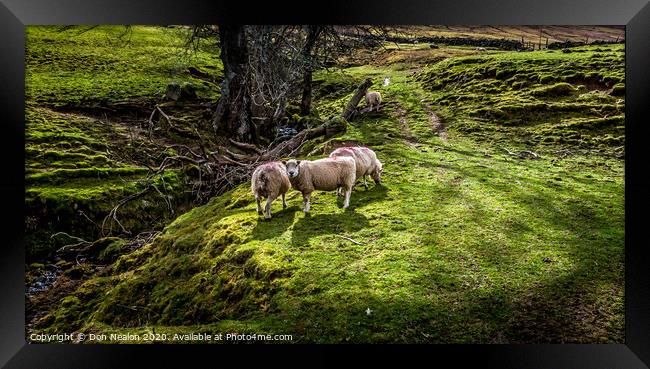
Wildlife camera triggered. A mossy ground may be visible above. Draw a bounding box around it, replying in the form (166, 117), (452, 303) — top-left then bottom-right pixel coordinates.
(25, 26), (222, 259)
(26, 26), (221, 106)
(29, 29), (624, 343)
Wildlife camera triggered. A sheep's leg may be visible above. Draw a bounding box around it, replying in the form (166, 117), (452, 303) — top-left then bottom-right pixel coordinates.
(265, 196), (274, 220)
(256, 195), (263, 215)
(282, 193), (287, 208)
(363, 175), (368, 189)
(303, 193), (311, 213)
(343, 187), (352, 209)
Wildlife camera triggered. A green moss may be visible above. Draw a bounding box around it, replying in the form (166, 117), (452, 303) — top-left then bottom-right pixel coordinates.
(538, 75), (555, 84)
(531, 83), (576, 97)
(312, 70), (363, 99)
(610, 83), (625, 96)
(26, 167), (150, 186)
(26, 26), (222, 105)
(97, 238), (130, 263)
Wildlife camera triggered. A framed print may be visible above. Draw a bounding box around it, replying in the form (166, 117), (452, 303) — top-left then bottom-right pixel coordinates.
(1, 0), (649, 367)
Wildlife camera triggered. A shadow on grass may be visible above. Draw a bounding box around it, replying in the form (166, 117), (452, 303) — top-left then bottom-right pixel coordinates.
(290, 209), (371, 248)
(346, 183), (389, 209)
(250, 205), (300, 241)
(275, 139), (624, 342)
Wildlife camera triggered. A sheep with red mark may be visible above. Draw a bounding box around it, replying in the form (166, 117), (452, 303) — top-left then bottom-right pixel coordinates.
(329, 146), (383, 190)
(251, 161), (291, 220)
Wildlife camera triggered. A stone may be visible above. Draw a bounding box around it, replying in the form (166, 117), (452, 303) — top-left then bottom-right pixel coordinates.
(180, 82), (197, 100)
(165, 82), (181, 101)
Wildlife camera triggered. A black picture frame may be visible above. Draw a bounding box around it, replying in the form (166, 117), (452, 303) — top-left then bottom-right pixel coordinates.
(1, 0), (648, 367)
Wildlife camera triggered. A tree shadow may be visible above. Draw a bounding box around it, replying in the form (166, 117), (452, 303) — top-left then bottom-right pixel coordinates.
(290, 210), (371, 248)
(346, 183), (390, 209)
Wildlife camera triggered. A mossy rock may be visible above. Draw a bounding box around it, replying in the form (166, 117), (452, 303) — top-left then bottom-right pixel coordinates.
(180, 82), (197, 100)
(64, 264), (93, 279)
(495, 69), (515, 80)
(610, 83), (625, 96)
(29, 262), (46, 270)
(165, 82), (181, 101)
(537, 75), (554, 84)
(531, 83), (576, 97)
(324, 116), (348, 137)
(96, 238), (130, 263)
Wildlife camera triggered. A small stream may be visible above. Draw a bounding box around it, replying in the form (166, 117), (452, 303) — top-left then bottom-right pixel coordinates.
(26, 263), (63, 296)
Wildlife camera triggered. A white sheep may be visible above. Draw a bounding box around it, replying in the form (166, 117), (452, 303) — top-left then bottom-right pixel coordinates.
(251, 161), (291, 219)
(365, 91), (382, 112)
(284, 157), (356, 212)
(475, 47), (487, 51)
(329, 146), (383, 190)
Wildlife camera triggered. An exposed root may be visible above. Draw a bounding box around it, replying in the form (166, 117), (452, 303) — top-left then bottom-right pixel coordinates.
(101, 185), (154, 236)
(229, 138), (263, 155)
(51, 232), (92, 253)
(503, 148), (541, 159)
(336, 235), (365, 245)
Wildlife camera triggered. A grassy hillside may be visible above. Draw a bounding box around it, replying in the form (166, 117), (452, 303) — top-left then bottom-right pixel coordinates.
(416, 43), (625, 152)
(25, 26), (222, 259)
(28, 28), (624, 343)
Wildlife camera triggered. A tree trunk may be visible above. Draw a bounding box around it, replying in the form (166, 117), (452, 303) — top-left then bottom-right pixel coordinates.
(300, 68), (313, 116)
(212, 25), (256, 143)
(300, 26), (322, 116)
(341, 78), (373, 121)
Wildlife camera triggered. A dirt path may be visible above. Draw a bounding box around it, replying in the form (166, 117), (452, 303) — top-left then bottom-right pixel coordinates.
(418, 98), (448, 141)
(393, 103), (420, 147)
(428, 109), (448, 140)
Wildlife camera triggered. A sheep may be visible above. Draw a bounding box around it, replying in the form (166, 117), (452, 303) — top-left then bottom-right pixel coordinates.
(475, 47), (487, 51)
(329, 146), (383, 191)
(337, 146), (383, 190)
(284, 157), (356, 212)
(251, 161), (291, 220)
(365, 91), (382, 112)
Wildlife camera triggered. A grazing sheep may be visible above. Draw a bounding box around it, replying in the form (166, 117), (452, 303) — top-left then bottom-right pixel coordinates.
(329, 146), (383, 190)
(251, 161), (291, 220)
(475, 47), (486, 51)
(284, 157), (356, 212)
(383, 77), (391, 86)
(365, 91), (382, 112)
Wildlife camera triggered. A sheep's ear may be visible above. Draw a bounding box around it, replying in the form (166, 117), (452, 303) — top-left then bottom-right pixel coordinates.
(296, 160), (301, 165)
(281, 160), (286, 166)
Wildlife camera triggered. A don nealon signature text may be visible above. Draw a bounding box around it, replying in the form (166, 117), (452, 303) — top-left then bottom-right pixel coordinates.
(30, 332), (293, 342)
